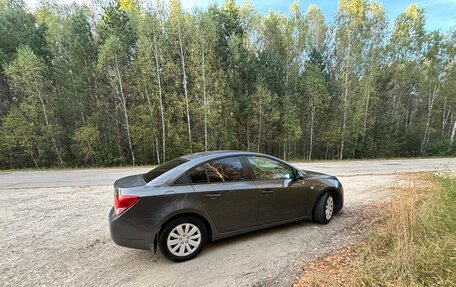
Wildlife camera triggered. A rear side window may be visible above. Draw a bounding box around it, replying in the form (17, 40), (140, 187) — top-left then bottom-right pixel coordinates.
(205, 157), (245, 182)
(174, 174), (190, 185)
(143, 158), (188, 183)
(188, 165), (208, 184)
(187, 157), (246, 184)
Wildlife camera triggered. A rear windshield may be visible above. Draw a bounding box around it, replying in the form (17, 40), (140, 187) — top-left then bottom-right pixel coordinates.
(143, 158), (189, 183)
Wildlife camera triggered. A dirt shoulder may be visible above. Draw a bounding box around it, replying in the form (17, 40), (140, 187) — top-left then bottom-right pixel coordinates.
(1, 173), (408, 286)
(293, 201), (388, 287)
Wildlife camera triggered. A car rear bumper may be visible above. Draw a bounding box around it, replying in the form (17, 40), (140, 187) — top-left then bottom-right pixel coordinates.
(108, 207), (157, 250)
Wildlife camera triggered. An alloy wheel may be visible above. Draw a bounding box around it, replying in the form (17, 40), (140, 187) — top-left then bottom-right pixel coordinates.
(166, 223), (202, 257)
(325, 196), (334, 220)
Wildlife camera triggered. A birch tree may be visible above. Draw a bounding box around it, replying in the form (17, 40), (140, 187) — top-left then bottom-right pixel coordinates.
(389, 4), (426, 135)
(333, 0), (368, 159)
(303, 51), (330, 160)
(97, 4), (138, 165)
(169, 0), (192, 152)
(135, 9), (166, 163)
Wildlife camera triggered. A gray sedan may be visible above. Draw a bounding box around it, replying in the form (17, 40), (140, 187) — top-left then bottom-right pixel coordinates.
(109, 151), (343, 262)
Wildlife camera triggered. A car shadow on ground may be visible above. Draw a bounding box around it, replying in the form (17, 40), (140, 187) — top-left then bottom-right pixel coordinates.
(124, 218), (326, 265)
(205, 220), (316, 249)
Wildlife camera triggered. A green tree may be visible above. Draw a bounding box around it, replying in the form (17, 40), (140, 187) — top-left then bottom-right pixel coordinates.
(5, 46), (63, 166)
(0, 103), (39, 168)
(97, 2), (138, 165)
(302, 51), (330, 160)
(168, 0), (193, 152)
(133, 10), (165, 164)
(72, 123), (100, 164)
(0, 0), (454, 169)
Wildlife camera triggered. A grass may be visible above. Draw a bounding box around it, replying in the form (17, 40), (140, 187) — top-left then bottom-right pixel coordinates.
(294, 173), (456, 286)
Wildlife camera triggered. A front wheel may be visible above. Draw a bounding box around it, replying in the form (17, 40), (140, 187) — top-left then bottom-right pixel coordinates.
(313, 192), (334, 224)
(158, 216), (207, 262)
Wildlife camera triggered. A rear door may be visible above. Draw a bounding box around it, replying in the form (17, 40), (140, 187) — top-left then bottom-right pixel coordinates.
(246, 156), (308, 225)
(190, 156), (258, 233)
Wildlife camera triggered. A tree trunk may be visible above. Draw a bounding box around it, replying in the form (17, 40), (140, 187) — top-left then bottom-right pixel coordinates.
(450, 119), (456, 147)
(70, 70), (86, 124)
(246, 117), (250, 150)
(30, 150), (39, 169)
(177, 17), (192, 151)
(257, 100), (262, 152)
(408, 96), (418, 132)
(362, 87), (370, 143)
(153, 34), (166, 162)
(114, 107), (122, 156)
(352, 133), (358, 158)
(202, 48), (208, 151)
(442, 97), (450, 136)
(155, 136), (161, 164)
(420, 83), (439, 155)
(340, 32), (351, 160)
(392, 83), (397, 119)
(33, 77), (63, 167)
(114, 53), (135, 166)
(309, 101), (315, 160)
(340, 69), (349, 160)
(144, 84), (160, 164)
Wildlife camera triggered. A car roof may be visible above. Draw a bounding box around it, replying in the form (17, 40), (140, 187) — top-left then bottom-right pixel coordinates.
(180, 150), (259, 161)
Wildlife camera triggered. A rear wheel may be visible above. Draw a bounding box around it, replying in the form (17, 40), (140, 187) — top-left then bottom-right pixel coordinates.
(158, 216), (207, 262)
(313, 192), (334, 224)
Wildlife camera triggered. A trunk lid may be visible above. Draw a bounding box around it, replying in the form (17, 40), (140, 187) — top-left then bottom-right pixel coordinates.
(114, 174), (146, 189)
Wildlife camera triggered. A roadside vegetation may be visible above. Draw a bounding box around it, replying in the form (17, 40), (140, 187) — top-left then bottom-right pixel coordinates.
(0, 0), (455, 169)
(294, 173), (456, 286)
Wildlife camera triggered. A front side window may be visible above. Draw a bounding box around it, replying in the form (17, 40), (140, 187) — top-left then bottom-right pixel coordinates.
(247, 156), (293, 180)
(205, 157), (245, 182)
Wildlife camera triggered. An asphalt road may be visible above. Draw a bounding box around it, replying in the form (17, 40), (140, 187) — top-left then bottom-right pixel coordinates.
(0, 157), (454, 189)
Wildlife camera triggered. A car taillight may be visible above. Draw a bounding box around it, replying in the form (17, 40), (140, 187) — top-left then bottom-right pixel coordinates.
(114, 194), (139, 216)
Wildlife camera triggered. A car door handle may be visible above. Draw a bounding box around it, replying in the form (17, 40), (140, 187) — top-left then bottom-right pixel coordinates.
(205, 193), (221, 199)
(261, 189), (274, 194)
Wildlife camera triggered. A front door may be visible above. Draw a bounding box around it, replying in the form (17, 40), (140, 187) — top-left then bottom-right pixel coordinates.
(246, 156), (308, 225)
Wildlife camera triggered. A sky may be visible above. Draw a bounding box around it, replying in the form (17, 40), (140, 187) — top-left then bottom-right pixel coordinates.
(25, 0), (456, 31)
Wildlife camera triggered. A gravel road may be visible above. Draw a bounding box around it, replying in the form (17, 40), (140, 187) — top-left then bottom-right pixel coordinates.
(1, 158), (455, 286)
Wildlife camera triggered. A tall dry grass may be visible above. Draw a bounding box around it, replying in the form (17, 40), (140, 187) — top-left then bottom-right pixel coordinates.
(296, 173), (455, 287)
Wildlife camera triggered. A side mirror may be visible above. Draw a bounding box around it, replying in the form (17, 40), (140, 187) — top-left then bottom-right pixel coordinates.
(296, 173), (304, 180)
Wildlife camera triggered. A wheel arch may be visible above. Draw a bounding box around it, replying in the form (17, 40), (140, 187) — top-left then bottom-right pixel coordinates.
(157, 211), (213, 242)
(313, 187), (343, 215)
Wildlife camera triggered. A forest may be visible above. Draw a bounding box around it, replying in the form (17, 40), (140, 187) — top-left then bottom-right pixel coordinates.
(0, 0), (455, 168)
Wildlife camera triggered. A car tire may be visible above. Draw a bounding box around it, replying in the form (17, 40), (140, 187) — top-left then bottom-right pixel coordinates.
(313, 192), (334, 224)
(158, 216), (207, 262)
